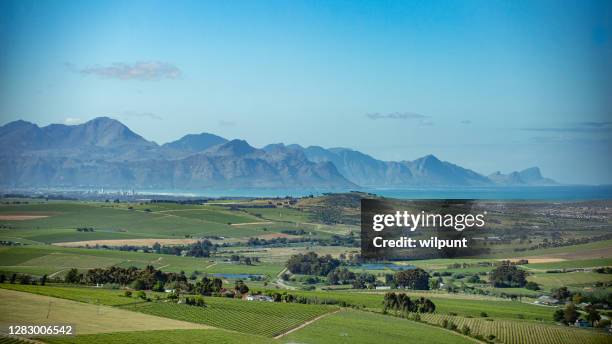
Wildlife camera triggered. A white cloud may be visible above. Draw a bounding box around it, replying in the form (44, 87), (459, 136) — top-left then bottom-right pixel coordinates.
(78, 61), (182, 81)
(63, 117), (83, 125)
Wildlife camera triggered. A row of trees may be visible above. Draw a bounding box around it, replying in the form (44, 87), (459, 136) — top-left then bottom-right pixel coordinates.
(0, 273), (49, 285)
(489, 263), (527, 288)
(82, 265), (188, 290)
(326, 267), (377, 289)
(99, 240), (217, 258)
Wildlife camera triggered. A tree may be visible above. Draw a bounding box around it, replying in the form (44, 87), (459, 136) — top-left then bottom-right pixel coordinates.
(584, 305), (600, 326)
(553, 309), (564, 323)
(19, 274), (32, 284)
(489, 264), (526, 288)
(286, 252), (340, 276)
(552, 287), (571, 302)
(234, 280), (249, 295)
(152, 281), (165, 292)
(525, 281), (540, 291)
(563, 304), (578, 325)
(10, 273), (17, 284)
(395, 268), (429, 290)
(327, 267), (357, 285)
(40, 274), (47, 286)
(131, 279), (146, 290)
(64, 269), (80, 284)
(0, 274), (6, 283)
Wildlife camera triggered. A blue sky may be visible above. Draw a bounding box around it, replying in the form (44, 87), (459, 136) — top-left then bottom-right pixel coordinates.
(0, 0), (611, 184)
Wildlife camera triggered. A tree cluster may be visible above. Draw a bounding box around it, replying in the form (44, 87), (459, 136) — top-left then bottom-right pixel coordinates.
(394, 268), (430, 290)
(286, 252), (341, 276)
(383, 292), (436, 314)
(489, 263), (526, 288)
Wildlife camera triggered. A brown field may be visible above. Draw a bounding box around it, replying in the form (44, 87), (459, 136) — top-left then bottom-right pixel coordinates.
(507, 258), (566, 263)
(53, 238), (201, 247)
(0, 215), (50, 221)
(253, 233), (298, 240)
(229, 221), (273, 226)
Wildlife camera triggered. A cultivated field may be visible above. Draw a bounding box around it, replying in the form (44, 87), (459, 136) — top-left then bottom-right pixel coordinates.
(284, 309), (475, 344)
(123, 297), (335, 337)
(0, 289), (208, 335)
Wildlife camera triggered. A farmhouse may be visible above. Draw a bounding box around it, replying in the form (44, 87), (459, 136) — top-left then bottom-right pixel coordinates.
(244, 294), (274, 302)
(534, 295), (559, 305)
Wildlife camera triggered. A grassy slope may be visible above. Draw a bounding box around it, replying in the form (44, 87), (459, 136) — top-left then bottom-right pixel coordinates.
(528, 272), (612, 289)
(284, 309), (474, 344)
(275, 289), (555, 321)
(0, 283), (154, 306)
(0, 202), (272, 243)
(0, 245), (283, 277)
(122, 297), (335, 337)
(419, 313), (611, 344)
(0, 289), (207, 335)
(0, 283), (333, 338)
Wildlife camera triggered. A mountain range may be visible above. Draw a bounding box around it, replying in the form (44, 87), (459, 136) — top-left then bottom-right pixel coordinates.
(0, 117), (557, 189)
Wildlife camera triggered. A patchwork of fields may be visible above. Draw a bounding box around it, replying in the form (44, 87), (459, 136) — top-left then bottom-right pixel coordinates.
(1, 197), (611, 344)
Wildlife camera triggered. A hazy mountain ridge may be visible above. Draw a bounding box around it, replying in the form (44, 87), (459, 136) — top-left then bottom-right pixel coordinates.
(0, 117), (557, 189)
(488, 167), (557, 186)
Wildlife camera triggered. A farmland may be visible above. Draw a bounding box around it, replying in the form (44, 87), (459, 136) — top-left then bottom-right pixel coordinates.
(123, 296), (335, 337)
(418, 313), (611, 344)
(283, 309), (476, 344)
(0, 245), (284, 278)
(0, 289), (207, 335)
(41, 330), (275, 344)
(40, 329), (275, 344)
(264, 289), (556, 321)
(0, 195), (611, 344)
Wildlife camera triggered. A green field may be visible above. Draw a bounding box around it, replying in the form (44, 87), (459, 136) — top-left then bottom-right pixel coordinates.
(123, 296), (335, 337)
(0, 289), (206, 335)
(419, 313), (611, 344)
(528, 272), (612, 289)
(0, 245), (283, 278)
(41, 329), (274, 344)
(274, 289), (556, 322)
(0, 202), (275, 243)
(0, 283), (152, 306)
(523, 258), (612, 271)
(284, 309), (474, 344)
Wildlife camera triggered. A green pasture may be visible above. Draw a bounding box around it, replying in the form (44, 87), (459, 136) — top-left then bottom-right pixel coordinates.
(284, 309), (474, 344)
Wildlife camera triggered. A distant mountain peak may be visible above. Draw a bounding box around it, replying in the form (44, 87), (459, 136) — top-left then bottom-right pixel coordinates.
(488, 166), (556, 185)
(3, 119), (38, 128)
(163, 132), (227, 153)
(420, 154), (441, 162)
(207, 139), (256, 157)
